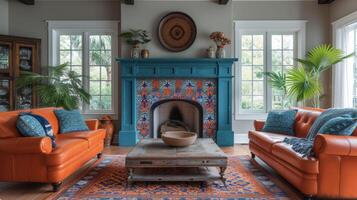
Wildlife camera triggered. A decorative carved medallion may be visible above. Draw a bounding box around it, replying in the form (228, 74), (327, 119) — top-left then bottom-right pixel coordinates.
(158, 12), (197, 52)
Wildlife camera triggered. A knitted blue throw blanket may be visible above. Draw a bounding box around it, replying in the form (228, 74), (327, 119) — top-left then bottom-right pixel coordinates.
(283, 108), (357, 157)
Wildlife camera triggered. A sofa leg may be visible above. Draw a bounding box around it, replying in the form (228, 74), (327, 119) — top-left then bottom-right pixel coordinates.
(303, 195), (315, 200)
(52, 182), (62, 192)
(251, 153), (255, 159)
(97, 153), (102, 159)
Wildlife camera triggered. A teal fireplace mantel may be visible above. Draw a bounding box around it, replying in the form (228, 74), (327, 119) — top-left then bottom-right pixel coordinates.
(117, 58), (238, 147)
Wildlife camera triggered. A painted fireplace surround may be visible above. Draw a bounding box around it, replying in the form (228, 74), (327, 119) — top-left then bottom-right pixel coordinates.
(117, 58), (237, 147)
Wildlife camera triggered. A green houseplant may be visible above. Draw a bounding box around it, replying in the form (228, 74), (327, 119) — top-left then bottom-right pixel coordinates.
(120, 29), (151, 58)
(16, 63), (91, 110)
(264, 44), (353, 108)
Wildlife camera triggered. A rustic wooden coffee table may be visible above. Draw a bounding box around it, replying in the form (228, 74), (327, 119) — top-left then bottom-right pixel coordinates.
(125, 138), (228, 185)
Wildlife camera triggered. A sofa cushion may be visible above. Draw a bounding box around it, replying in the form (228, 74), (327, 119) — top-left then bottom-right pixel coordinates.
(294, 109), (321, 138)
(272, 142), (319, 174)
(57, 129), (106, 148)
(46, 138), (88, 166)
(262, 109), (297, 135)
(249, 131), (293, 152)
(54, 109), (89, 134)
(318, 116), (357, 136)
(16, 113), (47, 137)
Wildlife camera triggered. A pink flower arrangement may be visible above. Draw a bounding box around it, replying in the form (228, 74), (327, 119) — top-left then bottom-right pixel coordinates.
(209, 32), (231, 48)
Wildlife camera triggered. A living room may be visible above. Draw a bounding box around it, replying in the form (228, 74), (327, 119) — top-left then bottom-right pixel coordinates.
(0, 0), (356, 199)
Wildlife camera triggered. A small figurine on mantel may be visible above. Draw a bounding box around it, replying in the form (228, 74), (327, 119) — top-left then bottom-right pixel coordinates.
(209, 32), (231, 58)
(120, 29), (152, 59)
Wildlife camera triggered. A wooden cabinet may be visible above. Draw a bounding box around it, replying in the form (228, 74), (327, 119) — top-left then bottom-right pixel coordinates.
(0, 35), (41, 111)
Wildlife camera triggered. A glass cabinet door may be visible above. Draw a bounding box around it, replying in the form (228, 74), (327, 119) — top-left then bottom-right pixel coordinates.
(0, 79), (11, 111)
(15, 44), (36, 110)
(0, 43), (11, 73)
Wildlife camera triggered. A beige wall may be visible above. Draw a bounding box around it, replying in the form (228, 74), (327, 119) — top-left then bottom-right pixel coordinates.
(330, 0), (357, 23)
(0, 0), (9, 35)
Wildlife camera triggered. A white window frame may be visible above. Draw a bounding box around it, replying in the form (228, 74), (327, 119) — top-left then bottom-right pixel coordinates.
(332, 10), (357, 108)
(234, 20), (307, 120)
(47, 20), (119, 119)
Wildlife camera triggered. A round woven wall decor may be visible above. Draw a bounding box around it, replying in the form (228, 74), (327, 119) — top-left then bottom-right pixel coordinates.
(158, 12), (197, 52)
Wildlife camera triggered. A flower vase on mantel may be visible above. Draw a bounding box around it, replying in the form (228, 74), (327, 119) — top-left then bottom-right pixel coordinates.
(216, 46), (226, 58)
(131, 44), (140, 59)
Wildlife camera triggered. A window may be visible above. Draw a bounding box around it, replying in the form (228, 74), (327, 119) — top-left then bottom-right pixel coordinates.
(234, 21), (306, 119)
(48, 21), (118, 117)
(332, 11), (357, 108)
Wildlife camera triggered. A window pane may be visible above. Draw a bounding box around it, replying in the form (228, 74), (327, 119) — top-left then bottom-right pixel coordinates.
(90, 67), (101, 80)
(101, 81), (112, 95)
(241, 96), (252, 109)
(283, 35), (294, 50)
(283, 50), (294, 65)
(90, 96), (101, 110)
(242, 81), (252, 95)
(272, 51), (282, 66)
(71, 51), (82, 65)
(242, 66), (252, 81)
(60, 50), (70, 64)
(272, 35), (282, 49)
(90, 51), (102, 65)
(253, 81), (264, 95)
(101, 35), (112, 50)
(242, 35), (252, 49)
(241, 50), (252, 65)
(253, 51), (263, 65)
(90, 81), (100, 95)
(253, 96), (264, 110)
(90, 35), (101, 50)
(253, 66), (264, 80)
(71, 35), (82, 50)
(101, 96), (112, 110)
(100, 66), (111, 81)
(60, 35), (70, 50)
(253, 35), (264, 50)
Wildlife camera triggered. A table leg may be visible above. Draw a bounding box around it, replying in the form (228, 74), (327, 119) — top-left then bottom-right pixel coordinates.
(127, 168), (134, 187)
(220, 166), (227, 187)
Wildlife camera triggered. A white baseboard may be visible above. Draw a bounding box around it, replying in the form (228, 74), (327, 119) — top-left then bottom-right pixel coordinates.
(234, 133), (249, 144)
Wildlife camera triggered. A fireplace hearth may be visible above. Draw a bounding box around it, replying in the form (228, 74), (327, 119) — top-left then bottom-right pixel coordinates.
(117, 58), (237, 147)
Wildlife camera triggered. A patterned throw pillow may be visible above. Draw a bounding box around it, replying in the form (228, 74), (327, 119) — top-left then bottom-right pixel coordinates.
(16, 113), (47, 137)
(54, 109), (89, 134)
(318, 115), (357, 136)
(16, 112), (57, 148)
(262, 109), (298, 135)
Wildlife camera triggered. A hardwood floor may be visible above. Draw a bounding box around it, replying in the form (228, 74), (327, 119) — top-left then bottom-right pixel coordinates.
(0, 144), (302, 200)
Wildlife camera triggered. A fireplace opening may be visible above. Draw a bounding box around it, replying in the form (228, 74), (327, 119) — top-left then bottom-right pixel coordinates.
(151, 99), (203, 138)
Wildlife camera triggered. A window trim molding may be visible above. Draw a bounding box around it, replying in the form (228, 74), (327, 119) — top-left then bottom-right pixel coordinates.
(233, 20), (307, 120)
(47, 20), (120, 119)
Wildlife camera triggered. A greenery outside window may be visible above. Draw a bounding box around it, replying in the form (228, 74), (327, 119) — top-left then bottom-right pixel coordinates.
(234, 21), (306, 119)
(48, 21), (118, 117)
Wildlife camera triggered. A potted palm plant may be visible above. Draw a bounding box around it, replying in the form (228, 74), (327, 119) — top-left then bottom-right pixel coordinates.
(263, 44), (353, 108)
(16, 63), (91, 110)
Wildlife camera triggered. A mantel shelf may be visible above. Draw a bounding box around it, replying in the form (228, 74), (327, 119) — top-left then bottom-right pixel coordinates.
(117, 58), (238, 63)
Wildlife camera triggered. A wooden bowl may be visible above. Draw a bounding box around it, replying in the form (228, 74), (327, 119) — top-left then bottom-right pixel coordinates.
(161, 131), (197, 147)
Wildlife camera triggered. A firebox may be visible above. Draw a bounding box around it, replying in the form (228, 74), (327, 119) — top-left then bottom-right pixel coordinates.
(117, 58), (237, 147)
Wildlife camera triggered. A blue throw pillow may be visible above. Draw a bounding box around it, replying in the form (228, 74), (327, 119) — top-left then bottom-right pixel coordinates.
(54, 109), (89, 134)
(16, 112), (57, 148)
(17, 113), (46, 137)
(318, 115), (357, 136)
(262, 109), (298, 135)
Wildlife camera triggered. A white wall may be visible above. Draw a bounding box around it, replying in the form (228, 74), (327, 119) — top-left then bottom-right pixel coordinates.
(0, 0), (9, 35)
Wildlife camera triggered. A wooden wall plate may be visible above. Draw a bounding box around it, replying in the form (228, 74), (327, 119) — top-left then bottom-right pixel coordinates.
(158, 12), (197, 52)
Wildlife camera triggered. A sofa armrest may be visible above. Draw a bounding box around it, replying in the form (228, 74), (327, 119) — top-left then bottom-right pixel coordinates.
(313, 134), (357, 156)
(85, 119), (99, 130)
(0, 137), (52, 154)
(254, 120), (265, 131)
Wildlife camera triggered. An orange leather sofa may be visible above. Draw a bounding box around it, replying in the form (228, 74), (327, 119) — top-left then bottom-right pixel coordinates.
(249, 108), (357, 199)
(0, 107), (106, 191)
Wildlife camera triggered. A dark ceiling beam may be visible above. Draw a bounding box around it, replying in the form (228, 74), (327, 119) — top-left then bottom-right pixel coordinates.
(219, 0), (229, 5)
(318, 0), (335, 4)
(123, 0), (134, 5)
(18, 0), (35, 5)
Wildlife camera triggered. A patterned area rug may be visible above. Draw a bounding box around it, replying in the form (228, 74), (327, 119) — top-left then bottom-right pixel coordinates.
(47, 155), (292, 200)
